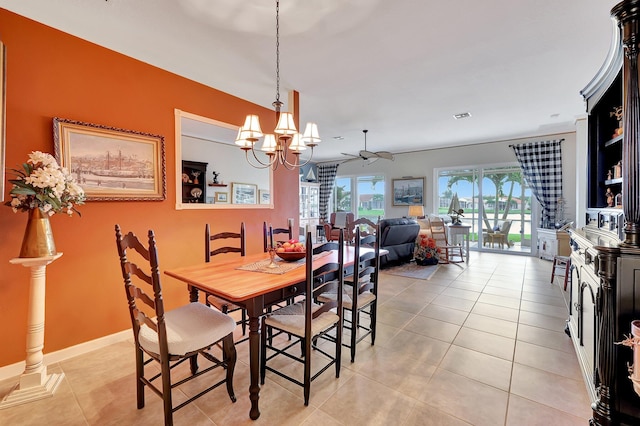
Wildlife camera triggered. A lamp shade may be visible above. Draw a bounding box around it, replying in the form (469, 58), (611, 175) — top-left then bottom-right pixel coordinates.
(274, 112), (297, 135)
(240, 114), (263, 140)
(260, 134), (277, 152)
(301, 122), (321, 147)
(288, 133), (307, 153)
(408, 205), (425, 218)
(234, 128), (253, 148)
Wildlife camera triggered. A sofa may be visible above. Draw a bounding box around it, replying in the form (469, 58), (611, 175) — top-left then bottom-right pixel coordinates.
(378, 218), (421, 268)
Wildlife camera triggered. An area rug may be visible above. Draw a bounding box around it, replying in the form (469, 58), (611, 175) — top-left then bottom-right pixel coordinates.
(383, 262), (439, 280)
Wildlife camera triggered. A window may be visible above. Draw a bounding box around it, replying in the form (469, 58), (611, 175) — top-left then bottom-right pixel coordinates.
(332, 175), (385, 220)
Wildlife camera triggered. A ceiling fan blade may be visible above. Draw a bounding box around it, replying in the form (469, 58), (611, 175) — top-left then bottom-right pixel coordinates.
(360, 150), (376, 159)
(341, 152), (360, 158)
(341, 157), (360, 164)
(375, 151), (394, 160)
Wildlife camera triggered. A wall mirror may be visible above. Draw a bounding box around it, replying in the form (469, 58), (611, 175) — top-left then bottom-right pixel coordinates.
(174, 109), (273, 210)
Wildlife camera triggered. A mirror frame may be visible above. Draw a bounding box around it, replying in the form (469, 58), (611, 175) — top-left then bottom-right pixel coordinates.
(174, 109), (274, 210)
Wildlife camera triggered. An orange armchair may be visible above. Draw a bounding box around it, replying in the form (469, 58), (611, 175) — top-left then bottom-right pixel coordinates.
(323, 212), (354, 242)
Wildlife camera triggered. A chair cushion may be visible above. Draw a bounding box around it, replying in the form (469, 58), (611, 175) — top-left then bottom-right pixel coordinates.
(139, 302), (236, 356)
(317, 289), (376, 310)
(264, 301), (339, 337)
(334, 212), (349, 228)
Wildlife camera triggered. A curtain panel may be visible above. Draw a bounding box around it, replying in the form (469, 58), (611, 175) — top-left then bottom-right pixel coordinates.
(317, 163), (339, 223)
(511, 139), (564, 228)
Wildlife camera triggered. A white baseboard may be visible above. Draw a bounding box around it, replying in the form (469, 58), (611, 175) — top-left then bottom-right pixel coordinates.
(0, 330), (131, 381)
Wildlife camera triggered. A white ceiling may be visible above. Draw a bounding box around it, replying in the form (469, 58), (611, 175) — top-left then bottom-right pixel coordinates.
(0, 0), (620, 161)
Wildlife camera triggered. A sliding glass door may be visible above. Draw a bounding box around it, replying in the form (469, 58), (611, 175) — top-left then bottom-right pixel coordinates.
(437, 165), (533, 254)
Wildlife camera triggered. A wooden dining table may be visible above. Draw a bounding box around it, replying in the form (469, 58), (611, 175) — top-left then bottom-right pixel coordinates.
(164, 245), (368, 420)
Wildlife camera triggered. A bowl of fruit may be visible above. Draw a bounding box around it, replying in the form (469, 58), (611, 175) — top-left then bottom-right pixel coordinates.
(274, 239), (306, 261)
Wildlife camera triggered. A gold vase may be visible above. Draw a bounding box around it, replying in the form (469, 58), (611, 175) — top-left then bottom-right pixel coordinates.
(19, 208), (57, 258)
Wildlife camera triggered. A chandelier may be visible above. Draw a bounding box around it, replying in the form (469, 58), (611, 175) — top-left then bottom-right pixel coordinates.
(235, 0), (320, 170)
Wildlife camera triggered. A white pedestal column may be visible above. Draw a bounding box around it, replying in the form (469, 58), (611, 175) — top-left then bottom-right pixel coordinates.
(0, 253), (64, 409)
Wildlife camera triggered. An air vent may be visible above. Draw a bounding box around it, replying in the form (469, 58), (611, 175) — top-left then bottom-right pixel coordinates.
(453, 112), (472, 120)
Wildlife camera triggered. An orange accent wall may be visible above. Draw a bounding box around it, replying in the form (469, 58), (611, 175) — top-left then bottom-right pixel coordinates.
(0, 9), (300, 367)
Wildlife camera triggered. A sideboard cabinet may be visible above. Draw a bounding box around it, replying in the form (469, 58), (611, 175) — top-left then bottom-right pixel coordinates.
(578, 2), (640, 423)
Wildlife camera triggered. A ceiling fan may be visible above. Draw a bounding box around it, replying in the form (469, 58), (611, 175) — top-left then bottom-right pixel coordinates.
(341, 129), (394, 164)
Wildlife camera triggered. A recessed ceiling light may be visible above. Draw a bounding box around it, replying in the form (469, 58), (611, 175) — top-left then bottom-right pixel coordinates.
(453, 112), (472, 120)
(333, 136), (344, 140)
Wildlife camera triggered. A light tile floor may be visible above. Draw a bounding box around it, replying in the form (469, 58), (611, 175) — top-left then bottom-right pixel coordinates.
(0, 252), (592, 425)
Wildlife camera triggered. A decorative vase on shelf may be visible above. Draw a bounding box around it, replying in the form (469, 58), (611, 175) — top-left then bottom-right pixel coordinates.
(19, 208), (57, 258)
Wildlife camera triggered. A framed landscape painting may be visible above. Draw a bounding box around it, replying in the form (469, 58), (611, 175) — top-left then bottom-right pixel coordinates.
(215, 192), (228, 203)
(54, 118), (166, 201)
(392, 177), (425, 206)
(231, 182), (257, 204)
(259, 189), (270, 204)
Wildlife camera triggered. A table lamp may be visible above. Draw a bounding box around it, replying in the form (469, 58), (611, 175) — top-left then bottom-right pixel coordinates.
(408, 205), (425, 219)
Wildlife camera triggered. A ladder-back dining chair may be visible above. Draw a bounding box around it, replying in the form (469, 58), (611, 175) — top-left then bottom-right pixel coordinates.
(262, 221), (293, 252)
(205, 222), (248, 338)
(260, 231), (345, 405)
(346, 216), (378, 244)
(318, 227), (379, 362)
(115, 224), (237, 426)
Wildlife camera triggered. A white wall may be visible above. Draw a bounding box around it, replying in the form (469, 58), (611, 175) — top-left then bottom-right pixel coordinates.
(334, 131), (578, 223)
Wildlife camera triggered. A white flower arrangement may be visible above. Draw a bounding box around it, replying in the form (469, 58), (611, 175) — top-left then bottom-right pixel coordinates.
(6, 151), (85, 215)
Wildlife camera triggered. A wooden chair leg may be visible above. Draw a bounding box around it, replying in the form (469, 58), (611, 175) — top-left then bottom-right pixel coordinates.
(135, 347), (145, 409)
(222, 334), (237, 402)
(189, 354), (199, 375)
(160, 358), (173, 426)
(370, 301), (377, 345)
(303, 334), (312, 406)
(350, 308), (358, 363)
(260, 318), (267, 385)
(241, 310), (247, 336)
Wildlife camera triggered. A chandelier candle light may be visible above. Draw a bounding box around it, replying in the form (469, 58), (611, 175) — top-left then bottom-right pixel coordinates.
(235, 0), (320, 170)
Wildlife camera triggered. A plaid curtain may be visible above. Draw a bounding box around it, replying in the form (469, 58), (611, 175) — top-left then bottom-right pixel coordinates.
(317, 163), (339, 223)
(511, 140), (563, 228)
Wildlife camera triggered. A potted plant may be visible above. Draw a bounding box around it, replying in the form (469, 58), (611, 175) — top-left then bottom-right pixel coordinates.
(414, 234), (440, 265)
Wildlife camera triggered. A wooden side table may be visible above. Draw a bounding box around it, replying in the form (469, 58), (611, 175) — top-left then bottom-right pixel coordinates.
(0, 253), (64, 409)
(447, 224), (471, 264)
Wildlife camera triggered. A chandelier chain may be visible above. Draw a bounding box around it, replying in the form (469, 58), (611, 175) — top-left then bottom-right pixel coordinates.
(274, 0), (280, 107)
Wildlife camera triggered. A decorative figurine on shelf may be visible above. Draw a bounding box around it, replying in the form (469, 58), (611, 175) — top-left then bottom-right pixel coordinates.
(182, 173), (190, 183)
(191, 170), (201, 185)
(211, 171), (219, 184)
(607, 170), (613, 180)
(611, 105), (623, 138)
(614, 160), (622, 179)
(615, 192), (623, 209)
(606, 188), (614, 207)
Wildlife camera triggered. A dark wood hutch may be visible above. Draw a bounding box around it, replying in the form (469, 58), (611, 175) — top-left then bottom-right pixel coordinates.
(571, 1), (640, 424)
